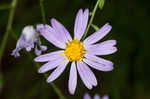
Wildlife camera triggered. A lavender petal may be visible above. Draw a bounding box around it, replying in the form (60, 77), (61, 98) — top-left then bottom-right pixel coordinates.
(40, 45), (47, 51)
(51, 18), (72, 43)
(11, 48), (21, 57)
(83, 23), (112, 46)
(26, 43), (34, 52)
(83, 58), (114, 71)
(12, 26), (37, 57)
(74, 9), (89, 41)
(38, 57), (65, 73)
(84, 53), (113, 67)
(34, 50), (64, 62)
(40, 24), (66, 49)
(77, 61), (93, 89)
(83, 93), (91, 99)
(81, 61), (97, 86)
(86, 46), (117, 56)
(22, 26), (36, 42)
(46, 60), (69, 83)
(36, 24), (44, 33)
(69, 62), (77, 95)
(34, 46), (42, 56)
(94, 94), (100, 99)
(36, 38), (47, 52)
(102, 95), (109, 99)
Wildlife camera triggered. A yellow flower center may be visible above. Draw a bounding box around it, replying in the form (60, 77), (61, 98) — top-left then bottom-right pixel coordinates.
(63, 37), (85, 61)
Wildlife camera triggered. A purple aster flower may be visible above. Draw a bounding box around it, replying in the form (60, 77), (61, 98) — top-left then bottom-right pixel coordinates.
(34, 9), (117, 94)
(11, 25), (47, 57)
(83, 93), (109, 99)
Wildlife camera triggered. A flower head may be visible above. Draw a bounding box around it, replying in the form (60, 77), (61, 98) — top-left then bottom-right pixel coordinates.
(62, 37), (85, 61)
(83, 93), (109, 99)
(34, 9), (117, 94)
(11, 25), (47, 57)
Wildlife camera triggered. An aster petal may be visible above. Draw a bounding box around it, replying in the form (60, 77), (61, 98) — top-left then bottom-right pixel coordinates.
(83, 58), (114, 71)
(94, 94), (100, 99)
(51, 18), (72, 43)
(34, 50), (64, 62)
(86, 40), (116, 50)
(102, 95), (109, 99)
(83, 23), (112, 46)
(46, 60), (69, 83)
(100, 40), (116, 46)
(87, 46), (117, 56)
(86, 40), (117, 55)
(83, 93), (91, 99)
(38, 57), (65, 73)
(84, 53), (113, 68)
(77, 61), (92, 89)
(74, 9), (89, 41)
(40, 24), (66, 49)
(69, 62), (77, 95)
(81, 61), (97, 86)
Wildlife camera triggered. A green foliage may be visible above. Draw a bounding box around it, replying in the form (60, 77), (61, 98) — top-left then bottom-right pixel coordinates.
(0, 0), (150, 99)
(98, 0), (105, 9)
(91, 24), (99, 31)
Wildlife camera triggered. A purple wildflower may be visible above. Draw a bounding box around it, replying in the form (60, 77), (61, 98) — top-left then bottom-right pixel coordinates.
(11, 25), (47, 57)
(83, 93), (109, 99)
(34, 9), (117, 94)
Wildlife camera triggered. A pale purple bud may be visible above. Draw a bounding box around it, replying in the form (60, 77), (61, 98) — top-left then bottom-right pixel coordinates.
(11, 25), (47, 57)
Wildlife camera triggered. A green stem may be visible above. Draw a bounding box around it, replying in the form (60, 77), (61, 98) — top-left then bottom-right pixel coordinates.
(10, 28), (66, 99)
(39, 0), (66, 98)
(0, 0), (17, 95)
(0, 0), (17, 64)
(91, 24), (99, 31)
(82, 0), (100, 40)
(40, 0), (46, 23)
(50, 83), (66, 99)
(29, 54), (66, 99)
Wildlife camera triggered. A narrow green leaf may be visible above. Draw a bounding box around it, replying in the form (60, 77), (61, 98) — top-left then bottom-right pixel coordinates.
(0, 0), (18, 64)
(98, 0), (105, 9)
(82, 0), (100, 39)
(91, 24), (99, 31)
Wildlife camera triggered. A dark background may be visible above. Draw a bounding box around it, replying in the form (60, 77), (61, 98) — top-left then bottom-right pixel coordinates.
(0, 0), (150, 99)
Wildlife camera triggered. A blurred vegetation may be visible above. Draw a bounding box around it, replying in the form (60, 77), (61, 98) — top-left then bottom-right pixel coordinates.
(0, 0), (150, 99)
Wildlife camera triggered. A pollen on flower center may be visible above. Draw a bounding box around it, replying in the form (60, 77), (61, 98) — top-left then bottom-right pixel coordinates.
(63, 37), (85, 61)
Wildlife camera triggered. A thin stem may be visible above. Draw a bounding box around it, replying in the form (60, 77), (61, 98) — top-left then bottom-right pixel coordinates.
(11, 29), (66, 99)
(50, 83), (66, 99)
(40, 0), (46, 23)
(91, 24), (99, 31)
(39, 0), (66, 98)
(0, 0), (17, 64)
(82, 0), (100, 40)
(29, 54), (66, 99)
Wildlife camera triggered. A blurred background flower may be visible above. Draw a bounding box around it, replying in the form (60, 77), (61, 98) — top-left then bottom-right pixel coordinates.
(0, 0), (150, 99)
(11, 25), (47, 57)
(83, 93), (109, 99)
